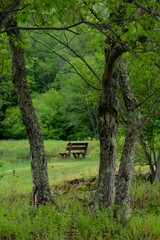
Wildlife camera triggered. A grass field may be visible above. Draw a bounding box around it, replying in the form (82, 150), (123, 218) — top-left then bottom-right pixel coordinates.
(0, 140), (160, 240)
(0, 157), (100, 194)
(0, 140), (100, 194)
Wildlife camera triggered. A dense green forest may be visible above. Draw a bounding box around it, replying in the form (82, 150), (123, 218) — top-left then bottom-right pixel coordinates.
(1, 1), (158, 142)
(0, 3), (102, 140)
(0, 33), (99, 140)
(0, 0), (160, 235)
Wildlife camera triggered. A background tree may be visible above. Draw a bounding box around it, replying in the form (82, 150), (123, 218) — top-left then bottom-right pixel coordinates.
(128, 51), (160, 183)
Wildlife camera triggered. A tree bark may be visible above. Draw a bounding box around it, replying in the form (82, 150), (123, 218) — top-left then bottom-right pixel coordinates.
(0, 0), (21, 31)
(115, 59), (141, 219)
(154, 148), (160, 183)
(6, 19), (55, 206)
(94, 39), (125, 207)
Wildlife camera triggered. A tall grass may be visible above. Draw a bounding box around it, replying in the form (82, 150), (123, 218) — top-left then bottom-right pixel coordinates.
(1, 194), (160, 240)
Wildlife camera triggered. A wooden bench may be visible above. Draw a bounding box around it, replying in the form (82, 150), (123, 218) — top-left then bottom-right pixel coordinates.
(59, 141), (88, 160)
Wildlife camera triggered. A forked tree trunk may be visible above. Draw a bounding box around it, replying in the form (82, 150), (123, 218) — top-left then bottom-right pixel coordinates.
(94, 39), (125, 207)
(115, 59), (141, 219)
(6, 19), (55, 206)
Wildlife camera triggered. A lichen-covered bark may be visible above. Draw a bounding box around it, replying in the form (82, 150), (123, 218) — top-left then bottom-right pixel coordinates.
(6, 19), (55, 206)
(115, 59), (141, 218)
(94, 39), (125, 207)
(94, 76), (118, 207)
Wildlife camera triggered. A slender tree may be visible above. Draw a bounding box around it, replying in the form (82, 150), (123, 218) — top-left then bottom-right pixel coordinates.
(7, 20), (54, 205)
(1, 1), (55, 205)
(114, 59), (142, 218)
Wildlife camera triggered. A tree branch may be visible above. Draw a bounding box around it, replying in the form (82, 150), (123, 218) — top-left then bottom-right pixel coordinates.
(0, 21), (84, 34)
(142, 94), (160, 127)
(28, 35), (100, 91)
(133, 0), (160, 21)
(136, 85), (160, 108)
(47, 32), (101, 82)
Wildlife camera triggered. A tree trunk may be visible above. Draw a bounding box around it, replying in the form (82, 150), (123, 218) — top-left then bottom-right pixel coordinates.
(94, 39), (125, 207)
(154, 148), (160, 183)
(140, 137), (155, 183)
(6, 19), (55, 206)
(115, 59), (141, 219)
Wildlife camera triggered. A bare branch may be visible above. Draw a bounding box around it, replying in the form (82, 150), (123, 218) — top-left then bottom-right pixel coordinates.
(47, 32), (101, 82)
(0, 21), (84, 34)
(142, 94), (160, 127)
(137, 85), (160, 108)
(28, 35), (100, 91)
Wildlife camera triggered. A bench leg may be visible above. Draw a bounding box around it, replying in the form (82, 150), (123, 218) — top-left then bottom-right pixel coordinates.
(59, 153), (70, 160)
(73, 153), (82, 158)
(72, 153), (77, 158)
(72, 153), (85, 158)
(77, 153), (82, 158)
(65, 153), (70, 159)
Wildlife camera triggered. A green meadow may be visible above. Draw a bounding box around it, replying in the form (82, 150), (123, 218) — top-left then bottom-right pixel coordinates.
(0, 140), (160, 240)
(0, 140), (100, 193)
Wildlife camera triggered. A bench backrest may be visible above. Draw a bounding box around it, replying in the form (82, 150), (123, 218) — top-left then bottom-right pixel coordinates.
(66, 142), (88, 154)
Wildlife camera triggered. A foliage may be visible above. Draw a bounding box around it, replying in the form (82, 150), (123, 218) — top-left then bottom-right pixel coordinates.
(25, 33), (63, 93)
(33, 88), (68, 140)
(2, 86), (98, 140)
(2, 106), (26, 139)
(1, 0), (159, 143)
(0, 46), (17, 139)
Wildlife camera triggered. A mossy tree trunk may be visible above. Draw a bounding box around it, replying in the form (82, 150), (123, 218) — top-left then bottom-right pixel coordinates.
(94, 39), (126, 207)
(115, 59), (141, 219)
(6, 19), (55, 206)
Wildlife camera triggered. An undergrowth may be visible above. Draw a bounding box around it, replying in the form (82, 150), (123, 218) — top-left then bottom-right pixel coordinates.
(0, 182), (160, 240)
(0, 140), (159, 239)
